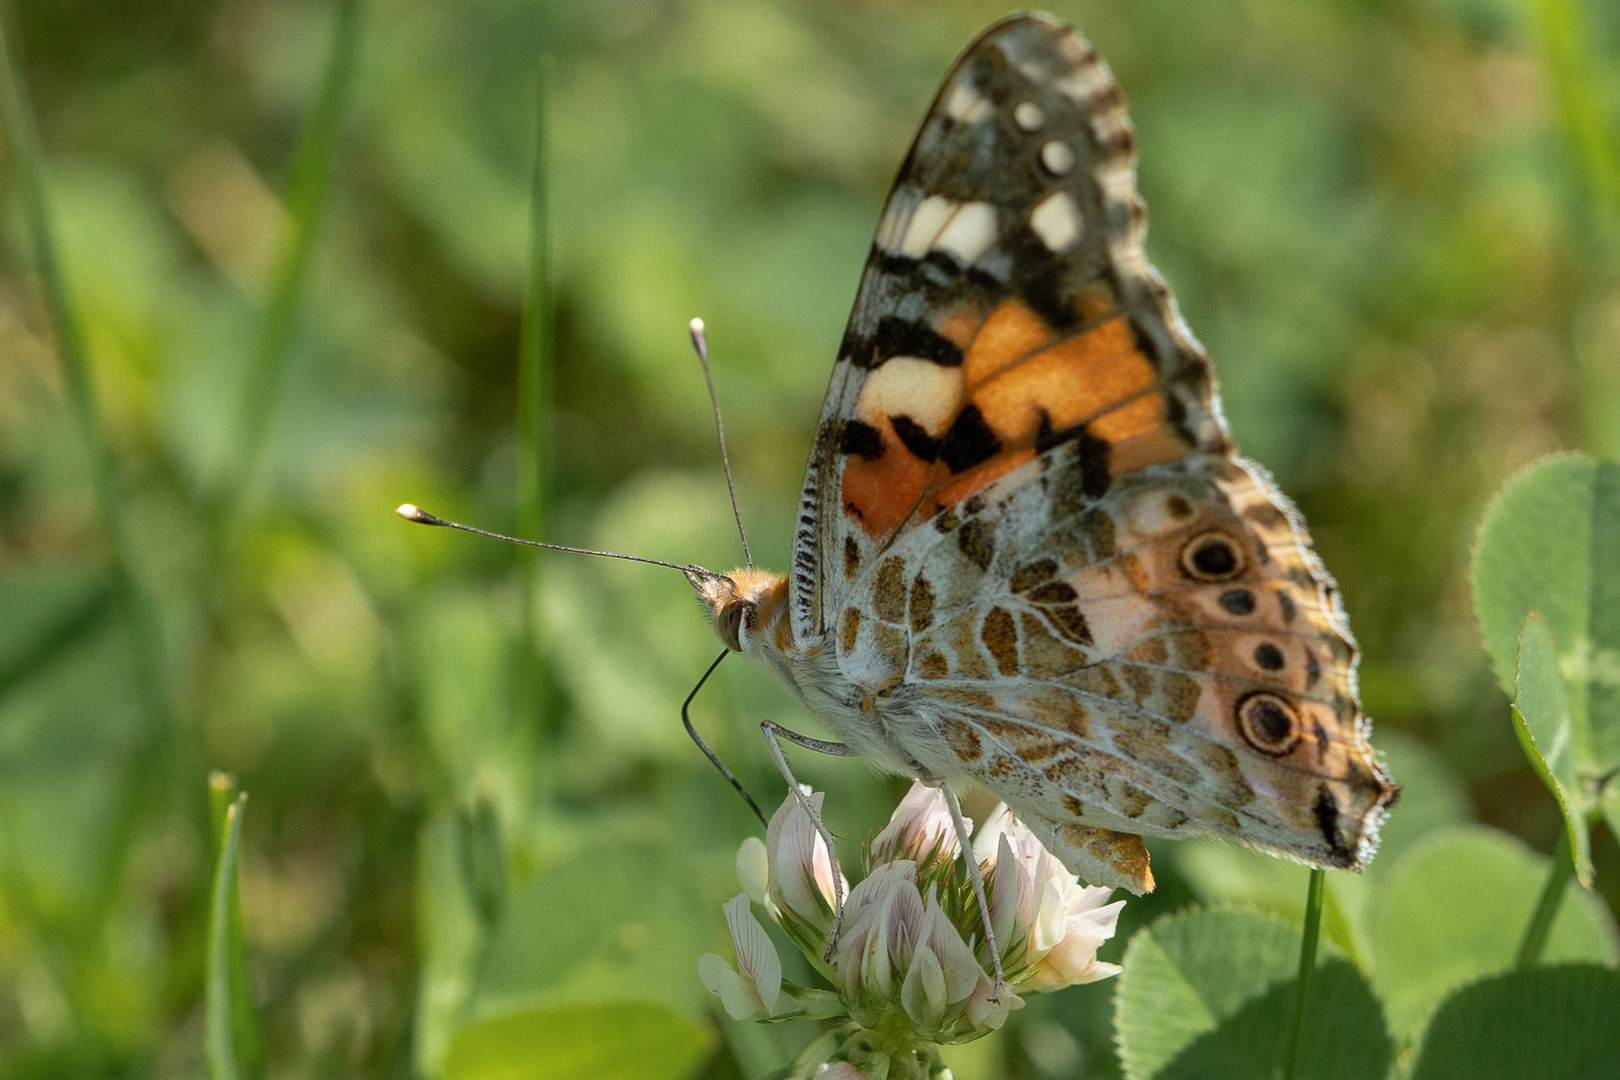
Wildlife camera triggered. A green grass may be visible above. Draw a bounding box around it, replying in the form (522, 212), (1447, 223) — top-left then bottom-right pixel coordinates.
(517, 55), (554, 754)
(215, 0), (362, 523)
(0, 6), (171, 739)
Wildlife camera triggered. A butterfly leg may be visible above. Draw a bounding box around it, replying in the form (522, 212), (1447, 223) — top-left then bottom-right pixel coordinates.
(760, 719), (857, 962)
(936, 779), (1004, 1002)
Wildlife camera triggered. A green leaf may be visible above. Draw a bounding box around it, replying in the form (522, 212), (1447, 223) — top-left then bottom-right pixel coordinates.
(415, 810), (495, 1079)
(442, 1001), (710, 1080)
(474, 836), (708, 1020)
(0, 616), (144, 939)
(1115, 908), (1392, 1080)
(1513, 613), (1592, 884)
(1360, 731), (1473, 871)
(205, 793), (250, 1080)
(1371, 825), (1618, 1042)
(1410, 965), (1620, 1080)
(1172, 731), (1471, 968)
(1167, 848), (1369, 968)
(1471, 454), (1620, 779)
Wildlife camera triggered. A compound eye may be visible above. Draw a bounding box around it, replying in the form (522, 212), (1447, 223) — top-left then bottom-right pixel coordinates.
(1181, 531), (1245, 581)
(718, 601), (746, 652)
(1237, 692), (1301, 756)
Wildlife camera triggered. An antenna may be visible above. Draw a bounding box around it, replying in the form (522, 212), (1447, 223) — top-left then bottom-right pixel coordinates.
(688, 318), (752, 569)
(396, 504), (725, 581)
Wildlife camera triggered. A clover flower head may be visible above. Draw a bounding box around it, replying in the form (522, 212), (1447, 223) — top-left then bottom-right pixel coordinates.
(699, 782), (1124, 1078)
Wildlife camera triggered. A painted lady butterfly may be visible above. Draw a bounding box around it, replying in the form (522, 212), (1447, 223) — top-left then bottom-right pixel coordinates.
(688, 12), (1398, 899)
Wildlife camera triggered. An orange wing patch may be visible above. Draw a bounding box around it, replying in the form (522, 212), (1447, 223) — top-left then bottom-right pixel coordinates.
(963, 300), (1054, 385)
(842, 439), (933, 540)
(934, 448), (1036, 507)
(841, 300), (1188, 542)
(973, 316), (1152, 441)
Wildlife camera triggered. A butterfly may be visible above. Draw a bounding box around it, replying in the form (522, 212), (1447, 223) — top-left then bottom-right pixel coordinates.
(688, 11), (1399, 898)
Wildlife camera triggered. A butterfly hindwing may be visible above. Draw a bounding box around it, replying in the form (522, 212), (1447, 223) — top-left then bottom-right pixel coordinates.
(839, 438), (1392, 891)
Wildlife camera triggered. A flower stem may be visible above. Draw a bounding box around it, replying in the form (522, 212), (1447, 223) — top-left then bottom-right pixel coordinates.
(1516, 829), (1574, 969)
(1283, 868), (1325, 1080)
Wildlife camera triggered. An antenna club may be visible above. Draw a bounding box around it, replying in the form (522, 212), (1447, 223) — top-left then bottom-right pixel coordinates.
(396, 503), (446, 526)
(689, 316), (705, 334)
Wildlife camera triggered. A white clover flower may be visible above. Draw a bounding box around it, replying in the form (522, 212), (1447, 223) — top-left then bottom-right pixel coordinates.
(737, 835), (769, 906)
(870, 783), (964, 867)
(766, 787), (848, 936)
(698, 893), (788, 1021)
(699, 783), (1123, 1074)
(814, 1065), (866, 1080)
(976, 804), (1125, 992)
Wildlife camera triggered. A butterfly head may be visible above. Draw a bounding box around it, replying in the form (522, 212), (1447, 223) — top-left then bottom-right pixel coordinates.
(689, 567), (791, 654)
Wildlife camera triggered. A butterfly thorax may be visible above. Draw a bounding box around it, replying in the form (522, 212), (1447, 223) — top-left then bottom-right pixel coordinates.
(695, 567), (924, 776)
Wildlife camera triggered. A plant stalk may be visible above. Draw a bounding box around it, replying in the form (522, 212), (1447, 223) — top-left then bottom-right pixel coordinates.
(1283, 868), (1325, 1080)
(1527, 0), (1619, 227)
(0, 10), (172, 735)
(516, 57), (554, 745)
(215, 0), (361, 521)
(1517, 829), (1574, 969)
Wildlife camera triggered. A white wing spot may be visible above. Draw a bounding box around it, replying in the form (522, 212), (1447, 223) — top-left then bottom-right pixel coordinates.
(856, 357), (964, 436)
(1053, 64), (1113, 103)
(875, 189), (922, 252)
(1040, 140), (1075, 176)
(1030, 191), (1082, 252)
(1014, 102), (1046, 131)
(945, 81), (991, 124)
(1089, 107), (1131, 146)
(900, 195), (957, 258)
(932, 202), (998, 266)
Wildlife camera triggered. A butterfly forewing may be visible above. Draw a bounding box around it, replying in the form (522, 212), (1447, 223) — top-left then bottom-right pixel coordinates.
(792, 14), (1226, 643)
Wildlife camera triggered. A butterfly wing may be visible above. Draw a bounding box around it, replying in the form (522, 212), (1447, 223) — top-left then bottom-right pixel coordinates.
(851, 443), (1393, 892)
(790, 13), (1396, 890)
(790, 12), (1222, 643)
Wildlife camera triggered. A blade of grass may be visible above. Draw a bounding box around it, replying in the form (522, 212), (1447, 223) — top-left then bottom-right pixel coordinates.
(516, 57), (554, 745)
(208, 773), (263, 1077)
(0, 581), (111, 702)
(1527, 0), (1619, 229)
(215, 0), (362, 519)
(0, 10), (172, 736)
(207, 771), (241, 858)
(206, 791), (251, 1080)
(1283, 867), (1325, 1080)
(1524, 1), (1620, 454)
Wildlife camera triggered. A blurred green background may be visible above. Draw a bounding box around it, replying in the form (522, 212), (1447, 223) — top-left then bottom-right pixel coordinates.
(1, 0), (1618, 1076)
